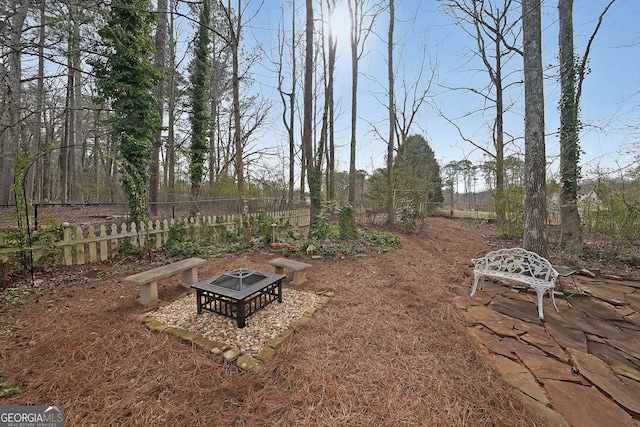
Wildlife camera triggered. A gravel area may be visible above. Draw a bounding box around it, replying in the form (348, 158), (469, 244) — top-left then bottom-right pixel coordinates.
(150, 288), (321, 355)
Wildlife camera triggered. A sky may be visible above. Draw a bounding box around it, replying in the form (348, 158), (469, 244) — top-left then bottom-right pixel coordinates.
(238, 0), (640, 186)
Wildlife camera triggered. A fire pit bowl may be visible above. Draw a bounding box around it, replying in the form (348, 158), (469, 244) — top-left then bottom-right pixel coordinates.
(191, 268), (286, 328)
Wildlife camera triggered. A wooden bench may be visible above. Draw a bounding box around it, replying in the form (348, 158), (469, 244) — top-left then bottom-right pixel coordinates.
(269, 258), (312, 286)
(470, 248), (559, 320)
(124, 257), (207, 305)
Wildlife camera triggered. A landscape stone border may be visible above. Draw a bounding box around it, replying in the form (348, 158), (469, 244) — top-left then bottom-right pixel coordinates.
(137, 289), (333, 373)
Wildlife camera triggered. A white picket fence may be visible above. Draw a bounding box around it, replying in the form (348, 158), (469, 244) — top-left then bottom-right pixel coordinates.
(1, 209), (310, 267)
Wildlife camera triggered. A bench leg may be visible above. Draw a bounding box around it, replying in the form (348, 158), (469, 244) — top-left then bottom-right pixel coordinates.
(536, 290), (545, 321)
(139, 281), (160, 306)
(549, 288), (559, 313)
(273, 266), (285, 275)
(470, 274), (483, 297)
(291, 270), (307, 286)
(181, 267), (199, 288)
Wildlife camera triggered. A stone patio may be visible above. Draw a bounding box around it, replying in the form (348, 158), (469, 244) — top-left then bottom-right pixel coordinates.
(454, 272), (640, 426)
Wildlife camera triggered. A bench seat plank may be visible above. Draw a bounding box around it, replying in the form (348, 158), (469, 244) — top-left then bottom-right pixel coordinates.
(125, 257), (207, 305)
(269, 257), (312, 285)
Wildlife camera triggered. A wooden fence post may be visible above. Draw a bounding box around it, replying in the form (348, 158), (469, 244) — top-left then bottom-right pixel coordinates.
(75, 226), (85, 265)
(63, 223), (73, 266)
(88, 226), (97, 263)
(100, 225), (108, 262)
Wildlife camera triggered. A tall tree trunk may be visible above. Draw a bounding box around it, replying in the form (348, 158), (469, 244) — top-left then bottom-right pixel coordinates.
(42, 114), (52, 201)
(348, 6), (358, 206)
(303, 0), (320, 226)
(289, 3), (297, 205)
(93, 109), (102, 201)
(558, 0), (583, 253)
(61, 67), (72, 204)
(0, 3), (28, 204)
(150, 0), (168, 214)
(228, 0), (250, 242)
(71, 8), (84, 203)
(386, 0), (395, 225)
(189, 0), (211, 217)
(30, 0), (47, 202)
(522, 0), (548, 258)
(167, 1), (177, 203)
(209, 24), (220, 192)
(300, 126), (306, 203)
(494, 38), (506, 228)
(325, 0), (336, 202)
(276, 2), (296, 206)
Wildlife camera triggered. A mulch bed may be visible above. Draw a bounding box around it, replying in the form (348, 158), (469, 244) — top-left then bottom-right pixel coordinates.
(1, 218), (545, 426)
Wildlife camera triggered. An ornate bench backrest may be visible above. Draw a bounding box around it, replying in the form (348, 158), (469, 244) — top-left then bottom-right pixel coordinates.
(476, 248), (557, 283)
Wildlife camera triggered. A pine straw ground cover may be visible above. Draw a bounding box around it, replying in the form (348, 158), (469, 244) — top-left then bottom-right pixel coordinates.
(0, 218), (541, 426)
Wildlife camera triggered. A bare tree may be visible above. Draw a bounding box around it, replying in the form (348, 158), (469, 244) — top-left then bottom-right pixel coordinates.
(0, 2), (28, 204)
(386, 0), (395, 224)
(221, 0), (250, 242)
(276, 1), (299, 205)
(303, 0), (321, 225)
(347, 0), (381, 205)
(324, 0), (338, 202)
(166, 0), (178, 203)
(149, 0), (168, 215)
(522, 0), (548, 258)
(28, 0), (47, 201)
(442, 0), (522, 228)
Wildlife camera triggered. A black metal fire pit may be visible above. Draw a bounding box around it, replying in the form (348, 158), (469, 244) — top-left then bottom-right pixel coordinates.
(191, 268), (285, 328)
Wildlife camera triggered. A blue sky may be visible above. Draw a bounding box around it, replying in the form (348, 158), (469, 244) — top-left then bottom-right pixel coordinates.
(248, 0), (640, 183)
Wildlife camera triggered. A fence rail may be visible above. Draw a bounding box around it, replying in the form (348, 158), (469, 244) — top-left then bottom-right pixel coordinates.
(0, 209), (310, 267)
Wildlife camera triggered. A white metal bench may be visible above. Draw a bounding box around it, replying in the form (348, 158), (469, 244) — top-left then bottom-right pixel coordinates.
(269, 257), (312, 285)
(124, 257), (207, 305)
(470, 248), (559, 320)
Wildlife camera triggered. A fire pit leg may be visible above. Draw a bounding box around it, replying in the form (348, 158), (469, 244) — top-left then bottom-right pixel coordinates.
(237, 300), (246, 328)
(196, 290), (203, 314)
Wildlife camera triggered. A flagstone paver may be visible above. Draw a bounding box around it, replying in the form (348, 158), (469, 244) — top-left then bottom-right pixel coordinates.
(517, 352), (582, 383)
(544, 379), (636, 427)
(588, 341), (640, 382)
(460, 271), (640, 425)
(584, 284), (627, 305)
(519, 394), (571, 427)
(570, 297), (624, 321)
(569, 348), (640, 416)
(493, 355), (549, 404)
(543, 320), (589, 353)
(469, 327), (519, 360)
(606, 338), (640, 360)
(489, 295), (542, 323)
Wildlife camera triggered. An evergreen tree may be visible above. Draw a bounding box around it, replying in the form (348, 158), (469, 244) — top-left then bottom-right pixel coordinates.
(394, 134), (444, 204)
(92, 0), (161, 224)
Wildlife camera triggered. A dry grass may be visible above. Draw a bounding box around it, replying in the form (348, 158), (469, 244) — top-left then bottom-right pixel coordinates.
(0, 218), (541, 426)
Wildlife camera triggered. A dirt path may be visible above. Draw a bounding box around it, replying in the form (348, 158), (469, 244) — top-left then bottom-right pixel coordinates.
(0, 218), (537, 426)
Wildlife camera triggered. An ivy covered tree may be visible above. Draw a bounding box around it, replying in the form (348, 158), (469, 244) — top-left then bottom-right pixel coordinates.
(188, 0), (212, 215)
(92, 0), (161, 224)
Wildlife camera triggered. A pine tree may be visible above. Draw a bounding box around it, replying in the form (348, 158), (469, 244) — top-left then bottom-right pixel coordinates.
(394, 134), (444, 204)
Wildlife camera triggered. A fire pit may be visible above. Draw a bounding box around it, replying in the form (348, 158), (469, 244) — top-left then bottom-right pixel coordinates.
(191, 268), (286, 328)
